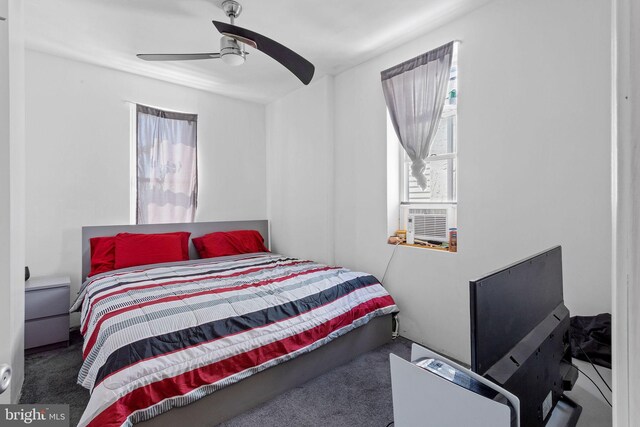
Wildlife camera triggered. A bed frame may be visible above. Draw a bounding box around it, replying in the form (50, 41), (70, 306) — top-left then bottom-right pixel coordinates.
(80, 220), (394, 426)
(138, 314), (392, 426)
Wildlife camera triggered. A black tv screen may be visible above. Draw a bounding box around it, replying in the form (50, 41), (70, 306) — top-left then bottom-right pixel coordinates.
(470, 246), (564, 375)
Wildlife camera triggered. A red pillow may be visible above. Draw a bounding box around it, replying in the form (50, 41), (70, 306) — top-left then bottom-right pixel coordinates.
(87, 232), (191, 277)
(114, 232), (188, 270)
(89, 236), (116, 277)
(193, 230), (268, 259)
(168, 231), (191, 260)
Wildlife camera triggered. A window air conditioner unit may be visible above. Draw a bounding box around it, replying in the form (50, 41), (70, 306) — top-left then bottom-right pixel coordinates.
(402, 206), (456, 243)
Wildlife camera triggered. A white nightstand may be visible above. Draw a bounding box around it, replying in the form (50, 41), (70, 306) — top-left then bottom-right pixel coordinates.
(25, 276), (70, 353)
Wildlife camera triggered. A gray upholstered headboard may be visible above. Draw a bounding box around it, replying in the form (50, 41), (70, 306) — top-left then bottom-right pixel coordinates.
(81, 220), (269, 280)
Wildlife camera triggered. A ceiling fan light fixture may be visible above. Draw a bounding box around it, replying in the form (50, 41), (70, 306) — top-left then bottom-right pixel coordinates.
(220, 36), (246, 66)
(221, 52), (245, 66)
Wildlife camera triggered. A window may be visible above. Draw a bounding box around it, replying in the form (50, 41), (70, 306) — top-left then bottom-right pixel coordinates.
(401, 50), (457, 205)
(385, 43), (458, 250)
(135, 105), (198, 224)
(400, 111), (456, 204)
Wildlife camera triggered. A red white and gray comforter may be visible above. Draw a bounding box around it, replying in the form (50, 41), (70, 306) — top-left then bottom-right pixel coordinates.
(72, 253), (398, 426)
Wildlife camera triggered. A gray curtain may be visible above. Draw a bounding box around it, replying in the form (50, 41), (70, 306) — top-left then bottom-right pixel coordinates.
(136, 105), (198, 224)
(381, 42), (454, 190)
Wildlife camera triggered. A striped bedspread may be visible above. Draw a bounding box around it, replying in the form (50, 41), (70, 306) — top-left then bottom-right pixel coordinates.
(73, 253), (398, 427)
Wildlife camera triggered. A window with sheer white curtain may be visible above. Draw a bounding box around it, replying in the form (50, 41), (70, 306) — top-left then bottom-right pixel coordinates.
(396, 45), (458, 205)
(383, 43), (459, 249)
(135, 104), (198, 224)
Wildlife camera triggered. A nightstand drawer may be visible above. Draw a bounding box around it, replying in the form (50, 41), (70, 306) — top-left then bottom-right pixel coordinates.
(25, 285), (69, 321)
(25, 314), (69, 349)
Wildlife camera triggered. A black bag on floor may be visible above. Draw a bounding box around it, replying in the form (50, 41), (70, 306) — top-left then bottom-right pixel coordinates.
(569, 313), (611, 368)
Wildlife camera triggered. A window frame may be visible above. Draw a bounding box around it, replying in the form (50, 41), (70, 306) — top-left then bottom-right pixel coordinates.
(399, 105), (458, 205)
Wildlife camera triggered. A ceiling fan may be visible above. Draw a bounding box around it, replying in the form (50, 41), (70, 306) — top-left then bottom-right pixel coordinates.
(137, 0), (315, 85)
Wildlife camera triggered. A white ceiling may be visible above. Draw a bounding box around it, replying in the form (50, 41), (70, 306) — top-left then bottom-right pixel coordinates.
(25, 0), (492, 103)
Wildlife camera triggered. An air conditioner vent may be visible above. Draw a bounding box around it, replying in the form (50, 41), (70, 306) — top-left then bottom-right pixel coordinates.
(408, 208), (448, 242)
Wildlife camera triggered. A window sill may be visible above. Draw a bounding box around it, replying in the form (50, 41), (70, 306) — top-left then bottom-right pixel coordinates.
(388, 241), (457, 253)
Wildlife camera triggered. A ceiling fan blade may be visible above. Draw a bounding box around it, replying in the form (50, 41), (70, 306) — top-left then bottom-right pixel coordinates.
(212, 20), (315, 85)
(137, 53), (220, 61)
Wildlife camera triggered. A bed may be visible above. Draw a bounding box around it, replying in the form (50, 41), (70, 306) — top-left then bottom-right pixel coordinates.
(75, 221), (398, 427)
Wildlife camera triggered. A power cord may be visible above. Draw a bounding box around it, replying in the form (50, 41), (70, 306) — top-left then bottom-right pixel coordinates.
(385, 422), (394, 427)
(382, 243), (401, 340)
(391, 313), (400, 340)
(578, 345), (611, 392)
(572, 363), (612, 407)
(381, 242), (401, 285)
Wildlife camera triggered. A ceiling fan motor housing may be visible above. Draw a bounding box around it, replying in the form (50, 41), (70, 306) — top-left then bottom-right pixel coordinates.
(220, 36), (246, 66)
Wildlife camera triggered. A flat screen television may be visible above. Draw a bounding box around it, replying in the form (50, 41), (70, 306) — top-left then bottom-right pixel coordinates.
(469, 246), (581, 427)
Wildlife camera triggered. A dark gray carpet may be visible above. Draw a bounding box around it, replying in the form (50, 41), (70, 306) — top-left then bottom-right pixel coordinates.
(20, 331), (88, 427)
(21, 331), (411, 427)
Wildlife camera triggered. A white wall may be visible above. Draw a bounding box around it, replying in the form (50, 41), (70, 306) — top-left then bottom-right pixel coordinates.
(25, 51), (267, 326)
(267, 0), (612, 363)
(0, 0), (25, 404)
(266, 76), (335, 264)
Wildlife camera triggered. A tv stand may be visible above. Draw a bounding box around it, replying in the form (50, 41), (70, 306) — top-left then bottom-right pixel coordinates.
(545, 395), (582, 427)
